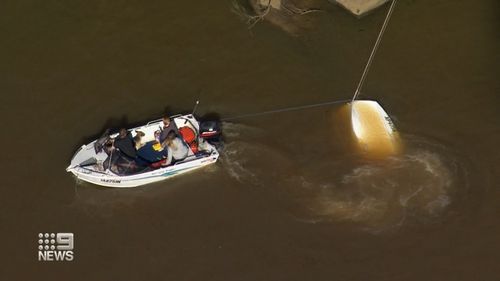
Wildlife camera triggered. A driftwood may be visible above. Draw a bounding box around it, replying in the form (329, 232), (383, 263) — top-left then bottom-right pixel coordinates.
(231, 0), (272, 29)
(232, 0), (322, 33)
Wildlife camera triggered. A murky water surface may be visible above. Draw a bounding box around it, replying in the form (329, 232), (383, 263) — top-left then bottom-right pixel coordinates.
(1, 0), (498, 279)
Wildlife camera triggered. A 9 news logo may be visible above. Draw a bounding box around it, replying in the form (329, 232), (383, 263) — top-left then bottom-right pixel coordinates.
(37, 233), (74, 262)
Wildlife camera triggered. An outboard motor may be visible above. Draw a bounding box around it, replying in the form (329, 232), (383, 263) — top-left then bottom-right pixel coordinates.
(199, 120), (222, 143)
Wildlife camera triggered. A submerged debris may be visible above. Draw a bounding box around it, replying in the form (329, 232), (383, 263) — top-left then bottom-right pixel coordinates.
(232, 0), (391, 34)
(232, 0), (322, 35)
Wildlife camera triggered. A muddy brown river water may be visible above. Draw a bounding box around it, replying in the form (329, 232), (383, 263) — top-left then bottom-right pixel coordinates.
(1, 0), (499, 280)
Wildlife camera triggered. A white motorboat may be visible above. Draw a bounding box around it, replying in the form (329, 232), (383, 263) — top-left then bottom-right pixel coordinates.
(66, 114), (221, 188)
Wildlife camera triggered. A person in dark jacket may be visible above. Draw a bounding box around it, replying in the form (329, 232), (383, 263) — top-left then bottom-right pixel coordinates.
(159, 115), (178, 143)
(113, 128), (137, 159)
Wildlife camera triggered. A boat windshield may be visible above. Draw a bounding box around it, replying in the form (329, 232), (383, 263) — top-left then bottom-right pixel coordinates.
(104, 152), (150, 176)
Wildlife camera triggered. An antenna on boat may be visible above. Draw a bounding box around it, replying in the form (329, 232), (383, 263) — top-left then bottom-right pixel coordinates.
(350, 0), (401, 156)
(192, 100), (200, 116)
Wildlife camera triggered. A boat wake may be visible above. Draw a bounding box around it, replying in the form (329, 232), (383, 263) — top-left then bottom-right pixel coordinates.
(296, 135), (469, 233)
(220, 122), (468, 232)
(220, 122), (296, 187)
(306, 152), (450, 230)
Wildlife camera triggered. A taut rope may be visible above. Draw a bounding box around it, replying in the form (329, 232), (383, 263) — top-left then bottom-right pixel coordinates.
(221, 99), (350, 121)
(352, 0), (398, 102)
(222, 0), (398, 121)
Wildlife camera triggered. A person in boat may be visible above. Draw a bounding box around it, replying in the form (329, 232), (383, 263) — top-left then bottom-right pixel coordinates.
(113, 128), (137, 159)
(136, 138), (172, 167)
(103, 139), (114, 155)
(153, 130), (161, 142)
(159, 115), (178, 143)
(133, 130), (146, 149)
(165, 131), (189, 161)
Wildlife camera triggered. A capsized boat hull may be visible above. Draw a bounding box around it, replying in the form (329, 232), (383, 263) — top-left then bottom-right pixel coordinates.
(351, 100), (400, 156)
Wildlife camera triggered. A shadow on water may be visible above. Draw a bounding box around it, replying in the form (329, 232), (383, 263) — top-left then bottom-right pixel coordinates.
(70, 105), (197, 155)
(74, 106), (223, 149)
(199, 112), (222, 122)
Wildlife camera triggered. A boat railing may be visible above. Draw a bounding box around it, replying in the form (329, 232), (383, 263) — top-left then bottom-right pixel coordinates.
(173, 151), (217, 166)
(146, 118), (162, 126)
(146, 114), (183, 126)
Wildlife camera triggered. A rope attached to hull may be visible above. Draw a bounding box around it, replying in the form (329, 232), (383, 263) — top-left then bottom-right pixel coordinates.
(222, 99), (350, 121)
(222, 1), (398, 122)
